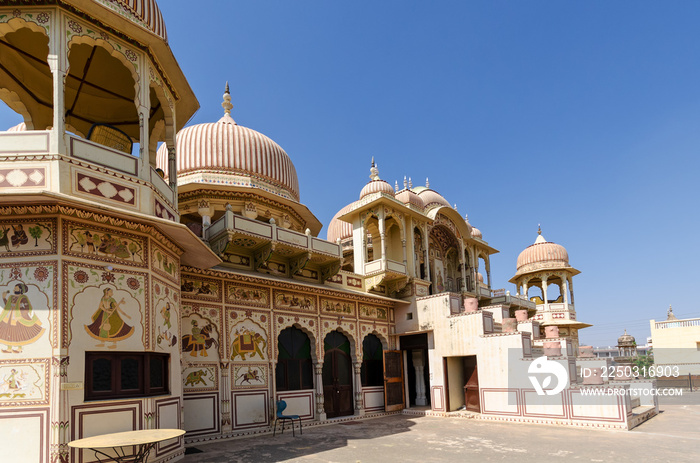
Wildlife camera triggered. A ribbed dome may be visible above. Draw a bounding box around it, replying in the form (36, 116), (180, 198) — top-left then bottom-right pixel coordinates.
(618, 330), (635, 345)
(396, 189), (424, 209)
(360, 180), (395, 199)
(156, 91), (300, 201)
(477, 272), (484, 283)
(471, 227), (482, 239)
(327, 201), (358, 243)
(101, 0), (168, 40)
(417, 188), (451, 209)
(516, 232), (569, 272)
(6, 122), (26, 132)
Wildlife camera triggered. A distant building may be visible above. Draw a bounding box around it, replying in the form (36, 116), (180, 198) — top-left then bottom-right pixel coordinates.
(650, 306), (700, 374)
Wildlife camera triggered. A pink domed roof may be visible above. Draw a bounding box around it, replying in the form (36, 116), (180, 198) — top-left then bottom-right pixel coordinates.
(396, 189), (425, 209)
(106, 0), (167, 40)
(156, 91), (300, 201)
(360, 180), (395, 199)
(516, 232), (569, 272)
(327, 202), (357, 242)
(471, 227), (482, 239)
(6, 122), (26, 132)
(417, 188), (451, 208)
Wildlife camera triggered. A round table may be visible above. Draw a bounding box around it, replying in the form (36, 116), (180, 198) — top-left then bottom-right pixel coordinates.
(68, 428), (185, 463)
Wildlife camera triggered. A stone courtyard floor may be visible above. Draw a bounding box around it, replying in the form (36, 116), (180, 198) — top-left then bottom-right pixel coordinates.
(181, 394), (700, 463)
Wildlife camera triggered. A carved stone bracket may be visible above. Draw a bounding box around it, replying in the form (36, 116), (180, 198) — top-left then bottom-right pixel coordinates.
(254, 243), (274, 271)
(319, 259), (341, 282)
(290, 252), (311, 276)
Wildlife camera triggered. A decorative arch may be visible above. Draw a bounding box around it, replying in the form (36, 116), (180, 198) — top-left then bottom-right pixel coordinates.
(321, 325), (357, 360)
(0, 19), (51, 130)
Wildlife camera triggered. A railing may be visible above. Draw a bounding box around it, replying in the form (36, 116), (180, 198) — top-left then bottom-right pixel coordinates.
(655, 318), (700, 330)
(206, 211), (342, 257)
(363, 259), (407, 275)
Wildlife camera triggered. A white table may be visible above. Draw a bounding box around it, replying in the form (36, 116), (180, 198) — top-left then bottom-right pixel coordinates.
(68, 428), (185, 463)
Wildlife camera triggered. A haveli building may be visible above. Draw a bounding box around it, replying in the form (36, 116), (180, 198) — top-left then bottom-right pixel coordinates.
(0, 1), (658, 462)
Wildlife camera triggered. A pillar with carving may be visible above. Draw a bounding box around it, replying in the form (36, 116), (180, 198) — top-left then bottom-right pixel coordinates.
(220, 361), (232, 432)
(314, 362), (326, 421)
(353, 361), (365, 416)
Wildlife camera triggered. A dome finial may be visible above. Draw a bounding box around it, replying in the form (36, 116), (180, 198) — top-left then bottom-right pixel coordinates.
(464, 213), (469, 223)
(369, 158), (380, 181)
(394, 180), (399, 193)
(667, 305), (678, 321)
(537, 224), (542, 235)
(403, 176), (408, 189)
(426, 177), (430, 188)
(408, 177), (413, 188)
(222, 81), (234, 117)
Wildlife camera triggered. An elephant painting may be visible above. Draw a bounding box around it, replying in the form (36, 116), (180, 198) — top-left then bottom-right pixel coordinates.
(230, 326), (267, 361)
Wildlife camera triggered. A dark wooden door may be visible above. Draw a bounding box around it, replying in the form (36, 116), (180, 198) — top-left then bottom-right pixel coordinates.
(464, 356), (480, 413)
(322, 331), (354, 418)
(383, 350), (405, 412)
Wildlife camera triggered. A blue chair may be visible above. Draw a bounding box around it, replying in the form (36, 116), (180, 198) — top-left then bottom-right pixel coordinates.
(273, 399), (302, 436)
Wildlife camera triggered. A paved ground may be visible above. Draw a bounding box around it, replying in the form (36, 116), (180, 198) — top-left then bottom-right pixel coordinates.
(181, 393), (700, 463)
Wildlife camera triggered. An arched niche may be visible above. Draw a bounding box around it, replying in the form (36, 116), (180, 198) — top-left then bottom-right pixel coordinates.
(66, 37), (139, 143)
(0, 19), (52, 130)
(385, 216), (403, 262)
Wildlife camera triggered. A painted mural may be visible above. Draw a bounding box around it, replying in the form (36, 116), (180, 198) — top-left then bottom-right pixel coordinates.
(225, 282), (269, 308)
(0, 219), (55, 256)
(183, 364), (218, 392)
(154, 279), (179, 351)
(0, 264), (54, 357)
(0, 360), (47, 405)
(320, 297), (355, 316)
(273, 290), (316, 313)
(65, 263), (146, 349)
(181, 275), (221, 302)
(152, 243), (179, 283)
(64, 221), (147, 267)
(229, 319), (268, 362)
(233, 364), (267, 389)
(181, 304), (221, 360)
(359, 304), (388, 321)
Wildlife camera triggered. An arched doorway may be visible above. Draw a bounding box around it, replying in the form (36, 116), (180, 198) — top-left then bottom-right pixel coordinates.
(322, 330), (353, 418)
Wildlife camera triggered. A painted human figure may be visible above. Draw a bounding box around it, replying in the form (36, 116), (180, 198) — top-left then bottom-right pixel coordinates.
(0, 283), (45, 353)
(85, 288), (133, 348)
(10, 224), (28, 248)
(0, 368), (28, 398)
(190, 320), (208, 357)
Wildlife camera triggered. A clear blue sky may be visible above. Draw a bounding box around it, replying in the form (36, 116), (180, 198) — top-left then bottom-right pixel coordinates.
(2, 1), (699, 346)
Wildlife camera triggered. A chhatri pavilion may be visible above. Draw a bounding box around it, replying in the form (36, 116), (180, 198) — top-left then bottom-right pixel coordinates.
(0, 1), (658, 462)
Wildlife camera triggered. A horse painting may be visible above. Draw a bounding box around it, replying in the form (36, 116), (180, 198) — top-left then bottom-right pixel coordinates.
(182, 322), (218, 357)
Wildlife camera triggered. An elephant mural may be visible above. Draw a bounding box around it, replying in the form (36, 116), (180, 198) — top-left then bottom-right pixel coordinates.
(230, 327), (267, 361)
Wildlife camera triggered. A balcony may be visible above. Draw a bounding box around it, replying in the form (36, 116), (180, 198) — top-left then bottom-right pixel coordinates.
(363, 259), (409, 295)
(206, 210), (342, 282)
(0, 130), (178, 221)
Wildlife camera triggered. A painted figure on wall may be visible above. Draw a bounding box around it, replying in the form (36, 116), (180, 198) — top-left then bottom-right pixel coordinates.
(84, 288), (134, 347)
(0, 283), (45, 353)
(0, 368), (28, 398)
(157, 302), (177, 348)
(10, 224), (28, 248)
(230, 326), (267, 361)
(182, 321), (217, 357)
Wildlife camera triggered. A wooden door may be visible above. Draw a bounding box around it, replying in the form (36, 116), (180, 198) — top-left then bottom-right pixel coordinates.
(322, 331), (354, 418)
(383, 350), (405, 412)
(464, 356), (480, 413)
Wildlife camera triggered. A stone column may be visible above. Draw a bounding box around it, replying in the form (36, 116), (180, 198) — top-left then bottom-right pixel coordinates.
(423, 230), (431, 282)
(412, 350), (427, 406)
(220, 361), (232, 433)
(379, 211), (387, 267)
(569, 277), (575, 304)
(353, 361), (364, 416)
(541, 277), (549, 308)
(314, 362), (326, 421)
(563, 274), (570, 307)
(402, 238), (407, 272)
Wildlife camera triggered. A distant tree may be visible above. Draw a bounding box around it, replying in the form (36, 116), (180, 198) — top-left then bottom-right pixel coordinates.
(633, 348), (653, 377)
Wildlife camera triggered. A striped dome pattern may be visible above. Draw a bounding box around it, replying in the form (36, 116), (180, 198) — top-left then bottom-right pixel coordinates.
(327, 201), (358, 243)
(156, 113), (300, 201)
(113, 0), (167, 40)
(516, 234), (569, 271)
(360, 180), (395, 199)
(396, 189), (424, 210)
(417, 189), (451, 208)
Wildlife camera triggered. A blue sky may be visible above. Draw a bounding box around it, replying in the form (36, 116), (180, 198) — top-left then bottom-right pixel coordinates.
(2, 1), (699, 346)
